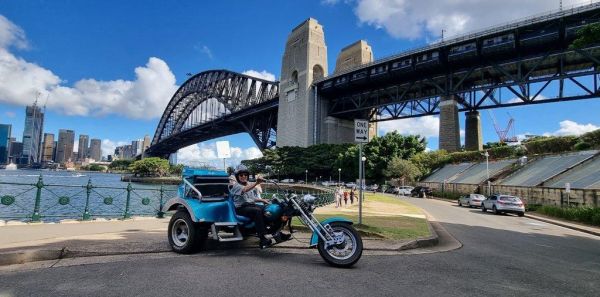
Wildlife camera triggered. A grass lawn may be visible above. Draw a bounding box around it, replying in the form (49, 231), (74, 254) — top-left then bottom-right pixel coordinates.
(292, 192), (431, 240)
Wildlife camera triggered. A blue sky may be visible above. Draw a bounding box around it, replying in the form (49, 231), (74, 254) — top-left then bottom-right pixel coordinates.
(0, 0), (599, 166)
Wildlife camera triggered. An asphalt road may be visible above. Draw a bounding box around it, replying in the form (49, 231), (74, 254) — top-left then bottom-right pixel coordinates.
(1, 197), (599, 297)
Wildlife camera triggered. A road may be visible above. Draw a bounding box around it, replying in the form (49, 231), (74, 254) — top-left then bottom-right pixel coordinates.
(1, 197), (599, 297)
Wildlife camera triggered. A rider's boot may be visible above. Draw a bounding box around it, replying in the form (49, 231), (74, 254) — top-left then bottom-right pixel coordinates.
(259, 237), (273, 249)
(273, 232), (291, 243)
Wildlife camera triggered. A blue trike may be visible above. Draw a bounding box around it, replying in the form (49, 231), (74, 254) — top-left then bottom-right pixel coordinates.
(162, 168), (363, 267)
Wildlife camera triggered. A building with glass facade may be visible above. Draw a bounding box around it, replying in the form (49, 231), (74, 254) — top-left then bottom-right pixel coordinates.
(0, 124), (11, 164)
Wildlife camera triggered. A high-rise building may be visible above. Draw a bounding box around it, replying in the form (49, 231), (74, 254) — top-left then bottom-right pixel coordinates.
(56, 129), (75, 164)
(131, 140), (143, 156)
(41, 133), (55, 162)
(78, 135), (89, 161)
(89, 138), (101, 161)
(0, 124), (11, 164)
(21, 103), (45, 165)
(9, 140), (23, 164)
(142, 135), (151, 155)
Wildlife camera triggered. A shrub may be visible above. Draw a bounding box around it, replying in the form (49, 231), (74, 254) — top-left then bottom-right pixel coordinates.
(574, 142), (592, 151)
(523, 136), (578, 154)
(129, 157), (170, 177)
(537, 205), (600, 226)
(488, 145), (517, 159)
(447, 151), (482, 163)
(432, 191), (462, 200)
(579, 129), (600, 148)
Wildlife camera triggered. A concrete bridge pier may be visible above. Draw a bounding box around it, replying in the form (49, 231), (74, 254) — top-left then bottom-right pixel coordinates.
(439, 96), (461, 152)
(465, 110), (483, 151)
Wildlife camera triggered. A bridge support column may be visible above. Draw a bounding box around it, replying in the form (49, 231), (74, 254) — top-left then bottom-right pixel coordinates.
(465, 110), (483, 151)
(439, 96), (461, 152)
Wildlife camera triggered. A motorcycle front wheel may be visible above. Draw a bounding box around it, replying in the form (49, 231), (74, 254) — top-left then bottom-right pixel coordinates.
(317, 222), (363, 268)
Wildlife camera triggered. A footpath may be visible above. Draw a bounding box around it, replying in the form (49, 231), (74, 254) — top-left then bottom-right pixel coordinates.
(0, 196), (439, 266)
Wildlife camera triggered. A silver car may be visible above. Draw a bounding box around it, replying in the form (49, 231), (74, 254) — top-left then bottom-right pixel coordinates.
(481, 195), (525, 217)
(458, 194), (486, 208)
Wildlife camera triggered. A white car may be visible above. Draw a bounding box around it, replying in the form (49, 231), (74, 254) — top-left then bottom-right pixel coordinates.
(482, 195), (525, 217)
(458, 194), (486, 208)
(397, 186), (414, 196)
(345, 182), (357, 189)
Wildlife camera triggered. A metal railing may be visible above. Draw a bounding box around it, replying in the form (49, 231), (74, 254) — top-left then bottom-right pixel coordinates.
(262, 184), (336, 207)
(0, 175), (177, 222)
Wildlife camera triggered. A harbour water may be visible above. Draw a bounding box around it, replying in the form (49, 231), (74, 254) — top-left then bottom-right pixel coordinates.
(0, 170), (178, 222)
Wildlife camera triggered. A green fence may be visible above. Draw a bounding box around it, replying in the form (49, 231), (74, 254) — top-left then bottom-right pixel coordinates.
(0, 177), (335, 223)
(0, 175), (177, 222)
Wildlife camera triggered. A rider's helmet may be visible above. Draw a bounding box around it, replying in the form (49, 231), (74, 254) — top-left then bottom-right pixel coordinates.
(234, 164), (250, 183)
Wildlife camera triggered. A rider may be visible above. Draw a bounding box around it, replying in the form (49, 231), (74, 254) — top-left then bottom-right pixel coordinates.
(230, 164), (274, 249)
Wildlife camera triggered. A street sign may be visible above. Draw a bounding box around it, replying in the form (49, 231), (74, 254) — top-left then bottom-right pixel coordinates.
(216, 141), (231, 159)
(565, 182), (571, 193)
(354, 119), (369, 143)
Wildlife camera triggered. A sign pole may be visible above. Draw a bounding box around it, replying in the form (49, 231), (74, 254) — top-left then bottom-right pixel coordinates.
(354, 119), (368, 226)
(359, 143), (363, 225)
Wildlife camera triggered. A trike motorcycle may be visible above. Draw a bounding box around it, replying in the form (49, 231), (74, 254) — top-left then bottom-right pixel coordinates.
(162, 168), (363, 267)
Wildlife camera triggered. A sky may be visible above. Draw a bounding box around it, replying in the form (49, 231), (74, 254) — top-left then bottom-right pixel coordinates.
(1, 0), (599, 167)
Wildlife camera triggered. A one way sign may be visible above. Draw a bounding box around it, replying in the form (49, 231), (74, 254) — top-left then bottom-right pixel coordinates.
(354, 119), (369, 143)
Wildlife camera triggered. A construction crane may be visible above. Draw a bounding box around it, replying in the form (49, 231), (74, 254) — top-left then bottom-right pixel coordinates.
(487, 110), (518, 143)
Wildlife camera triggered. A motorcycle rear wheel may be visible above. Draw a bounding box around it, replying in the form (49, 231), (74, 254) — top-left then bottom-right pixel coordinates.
(317, 222), (363, 268)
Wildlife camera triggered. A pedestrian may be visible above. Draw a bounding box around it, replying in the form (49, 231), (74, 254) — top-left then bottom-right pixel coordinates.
(350, 188), (354, 204)
(343, 190), (348, 206)
(335, 187), (341, 208)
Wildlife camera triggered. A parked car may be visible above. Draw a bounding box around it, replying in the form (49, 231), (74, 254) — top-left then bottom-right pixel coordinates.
(458, 194), (486, 208)
(481, 194), (525, 216)
(345, 182), (357, 189)
(367, 184), (379, 192)
(281, 179), (295, 183)
(411, 186), (432, 198)
(397, 186), (414, 196)
(296, 180), (305, 184)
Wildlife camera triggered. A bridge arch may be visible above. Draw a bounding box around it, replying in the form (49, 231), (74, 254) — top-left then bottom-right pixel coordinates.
(147, 70), (279, 157)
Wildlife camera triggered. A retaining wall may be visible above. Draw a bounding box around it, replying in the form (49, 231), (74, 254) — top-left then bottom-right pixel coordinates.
(419, 182), (600, 207)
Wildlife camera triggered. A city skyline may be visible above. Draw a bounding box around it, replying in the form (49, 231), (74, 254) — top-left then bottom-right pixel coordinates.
(1, 1), (600, 168)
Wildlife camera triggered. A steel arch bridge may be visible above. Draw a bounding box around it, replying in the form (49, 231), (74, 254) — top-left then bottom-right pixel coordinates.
(145, 70), (279, 158)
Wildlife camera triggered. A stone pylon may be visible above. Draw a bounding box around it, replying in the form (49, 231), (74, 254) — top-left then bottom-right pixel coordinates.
(277, 18), (328, 147)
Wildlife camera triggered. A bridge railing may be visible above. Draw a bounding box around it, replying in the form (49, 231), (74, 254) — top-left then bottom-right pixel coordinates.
(262, 184), (336, 207)
(0, 176), (177, 222)
(316, 1), (600, 83)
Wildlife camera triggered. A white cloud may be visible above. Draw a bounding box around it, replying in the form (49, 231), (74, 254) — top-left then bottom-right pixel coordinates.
(195, 45), (213, 60)
(0, 15), (179, 120)
(543, 120), (599, 137)
(4, 111), (15, 118)
(0, 15), (28, 49)
(352, 0), (596, 39)
(101, 139), (129, 158)
(378, 115), (439, 137)
(242, 70), (276, 81)
(176, 142), (263, 168)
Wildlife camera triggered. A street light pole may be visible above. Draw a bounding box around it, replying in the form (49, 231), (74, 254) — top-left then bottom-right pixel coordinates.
(305, 169), (308, 184)
(338, 168), (341, 186)
(358, 144), (365, 225)
(484, 151), (490, 195)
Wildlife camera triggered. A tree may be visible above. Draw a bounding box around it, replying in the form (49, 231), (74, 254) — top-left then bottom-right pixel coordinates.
(570, 23), (600, 49)
(129, 157), (170, 177)
(409, 150), (449, 177)
(363, 132), (426, 182)
(109, 159), (133, 171)
(384, 157), (421, 184)
(169, 164), (184, 176)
